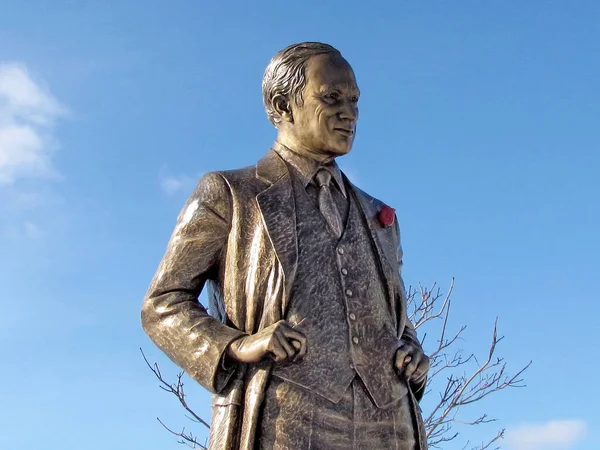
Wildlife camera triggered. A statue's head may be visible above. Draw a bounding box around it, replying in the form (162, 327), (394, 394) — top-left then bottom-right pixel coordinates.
(263, 42), (360, 160)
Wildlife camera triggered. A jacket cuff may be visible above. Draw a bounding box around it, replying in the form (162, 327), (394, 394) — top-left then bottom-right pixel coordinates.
(211, 329), (247, 393)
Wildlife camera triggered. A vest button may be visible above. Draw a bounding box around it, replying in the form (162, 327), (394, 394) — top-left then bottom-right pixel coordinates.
(349, 313), (356, 321)
(352, 336), (359, 344)
(338, 247), (344, 255)
(341, 268), (348, 275)
(346, 289), (353, 296)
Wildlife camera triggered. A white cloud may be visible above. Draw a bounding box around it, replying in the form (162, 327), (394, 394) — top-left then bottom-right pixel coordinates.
(506, 419), (587, 450)
(159, 172), (196, 196)
(0, 63), (68, 240)
(0, 62), (66, 184)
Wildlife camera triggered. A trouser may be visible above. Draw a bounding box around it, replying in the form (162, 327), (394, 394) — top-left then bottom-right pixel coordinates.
(258, 375), (423, 450)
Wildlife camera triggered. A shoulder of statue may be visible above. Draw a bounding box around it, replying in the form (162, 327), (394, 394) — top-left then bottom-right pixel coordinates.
(219, 164), (257, 183)
(344, 177), (385, 211)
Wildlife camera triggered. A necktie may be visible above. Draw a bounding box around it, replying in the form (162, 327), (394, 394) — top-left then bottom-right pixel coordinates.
(315, 169), (343, 238)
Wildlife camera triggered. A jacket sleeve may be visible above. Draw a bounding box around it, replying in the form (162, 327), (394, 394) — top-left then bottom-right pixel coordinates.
(141, 172), (246, 394)
(394, 216), (427, 401)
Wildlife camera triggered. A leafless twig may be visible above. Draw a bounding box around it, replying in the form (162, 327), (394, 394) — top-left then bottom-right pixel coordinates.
(141, 349), (210, 448)
(144, 279), (530, 449)
(156, 418), (207, 449)
(409, 281), (531, 449)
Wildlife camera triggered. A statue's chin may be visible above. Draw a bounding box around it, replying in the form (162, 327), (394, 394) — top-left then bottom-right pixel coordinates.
(328, 146), (352, 157)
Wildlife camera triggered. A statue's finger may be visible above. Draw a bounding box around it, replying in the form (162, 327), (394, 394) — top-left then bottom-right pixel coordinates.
(404, 353), (421, 380)
(291, 337), (308, 360)
(275, 332), (296, 359)
(395, 347), (410, 370)
(268, 337), (288, 362)
(411, 368), (427, 385)
(282, 327), (307, 350)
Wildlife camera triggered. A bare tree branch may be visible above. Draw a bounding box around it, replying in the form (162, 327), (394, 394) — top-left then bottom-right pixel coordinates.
(412, 281), (531, 449)
(143, 279), (530, 449)
(140, 348), (210, 442)
(156, 417), (207, 449)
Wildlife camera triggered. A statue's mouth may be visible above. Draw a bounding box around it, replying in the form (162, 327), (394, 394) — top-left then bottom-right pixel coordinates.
(334, 128), (354, 136)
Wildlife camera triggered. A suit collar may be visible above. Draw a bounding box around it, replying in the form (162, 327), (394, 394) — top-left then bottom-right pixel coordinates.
(272, 142), (346, 198)
(256, 148), (288, 185)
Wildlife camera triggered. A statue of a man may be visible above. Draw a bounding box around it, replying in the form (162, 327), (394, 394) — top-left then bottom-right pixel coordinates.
(142, 42), (430, 450)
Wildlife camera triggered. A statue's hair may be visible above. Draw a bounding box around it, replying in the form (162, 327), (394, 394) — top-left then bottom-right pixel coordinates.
(262, 42), (342, 127)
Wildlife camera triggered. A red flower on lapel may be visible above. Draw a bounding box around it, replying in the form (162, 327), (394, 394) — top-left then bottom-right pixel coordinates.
(378, 205), (396, 228)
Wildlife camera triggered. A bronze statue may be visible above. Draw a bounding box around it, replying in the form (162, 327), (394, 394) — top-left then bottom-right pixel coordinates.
(142, 42), (430, 450)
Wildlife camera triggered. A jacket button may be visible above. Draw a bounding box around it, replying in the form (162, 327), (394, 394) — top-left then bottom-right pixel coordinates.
(352, 336), (359, 344)
(346, 289), (353, 296)
(341, 268), (348, 275)
(349, 313), (356, 320)
(338, 248), (344, 255)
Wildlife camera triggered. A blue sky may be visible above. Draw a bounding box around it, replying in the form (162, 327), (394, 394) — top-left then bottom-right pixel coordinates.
(1, 1), (598, 449)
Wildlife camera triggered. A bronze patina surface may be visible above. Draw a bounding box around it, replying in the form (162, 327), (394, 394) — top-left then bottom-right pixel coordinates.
(142, 42), (430, 450)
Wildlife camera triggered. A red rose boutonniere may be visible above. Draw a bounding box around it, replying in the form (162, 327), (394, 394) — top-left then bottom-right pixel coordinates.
(378, 205), (396, 228)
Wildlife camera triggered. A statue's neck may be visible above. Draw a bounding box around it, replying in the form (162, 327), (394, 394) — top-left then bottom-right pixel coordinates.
(275, 134), (335, 165)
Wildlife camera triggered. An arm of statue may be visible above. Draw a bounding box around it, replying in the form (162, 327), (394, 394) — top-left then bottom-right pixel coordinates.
(141, 172), (246, 394)
(392, 218), (430, 401)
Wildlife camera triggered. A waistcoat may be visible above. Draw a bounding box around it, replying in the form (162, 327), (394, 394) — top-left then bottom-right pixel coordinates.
(271, 171), (408, 408)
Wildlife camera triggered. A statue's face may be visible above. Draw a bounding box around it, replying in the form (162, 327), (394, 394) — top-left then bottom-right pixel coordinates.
(290, 53), (359, 159)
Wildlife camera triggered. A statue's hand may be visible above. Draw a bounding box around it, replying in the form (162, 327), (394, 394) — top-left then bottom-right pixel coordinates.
(226, 320), (307, 364)
(394, 341), (430, 386)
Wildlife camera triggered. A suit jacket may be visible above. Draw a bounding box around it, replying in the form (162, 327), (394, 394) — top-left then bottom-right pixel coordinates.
(141, 148), (423, 450)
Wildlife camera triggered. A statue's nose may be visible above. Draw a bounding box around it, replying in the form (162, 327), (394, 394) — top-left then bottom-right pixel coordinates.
(338, 101), (358, 122)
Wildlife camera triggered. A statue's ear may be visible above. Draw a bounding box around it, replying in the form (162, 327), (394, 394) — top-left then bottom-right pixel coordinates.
(272, 94), (293, 123)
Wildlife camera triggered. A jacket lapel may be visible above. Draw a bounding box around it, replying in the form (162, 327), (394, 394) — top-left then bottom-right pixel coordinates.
(256, 149), (298, 304)
(348, 178), (399, 301)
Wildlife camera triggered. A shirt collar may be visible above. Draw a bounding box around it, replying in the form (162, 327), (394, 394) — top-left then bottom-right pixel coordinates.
(273, 141), (347, 197)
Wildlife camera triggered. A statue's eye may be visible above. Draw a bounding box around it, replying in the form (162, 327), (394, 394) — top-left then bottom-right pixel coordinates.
(350, 95), (359, 104)
(325, 92), (340, 102)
